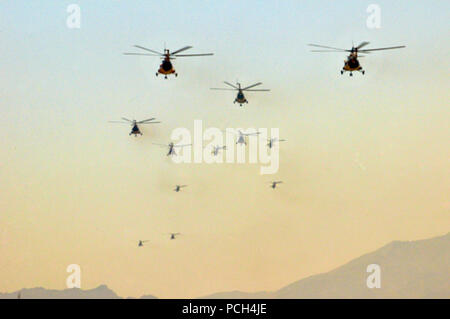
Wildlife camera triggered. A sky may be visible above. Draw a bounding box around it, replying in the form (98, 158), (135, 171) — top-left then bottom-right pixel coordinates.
(0, 0), (449, 298)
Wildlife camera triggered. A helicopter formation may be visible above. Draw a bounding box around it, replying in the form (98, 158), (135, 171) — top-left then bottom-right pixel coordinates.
(115, 41), (405, 246)
(137, 233), (181, 247)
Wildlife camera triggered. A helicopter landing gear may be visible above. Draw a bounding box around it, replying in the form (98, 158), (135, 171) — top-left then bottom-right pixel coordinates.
(362, 70), (365, 75)
(175, 73), (178, 77)
(164, 75), (168, 79)
(156, 73), (158, 77)
(349, 72), (353, 77)
(341, 70), (344, 75)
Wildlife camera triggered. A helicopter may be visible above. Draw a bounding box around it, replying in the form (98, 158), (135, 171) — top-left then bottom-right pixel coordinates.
(153, 142), (191, 156)
(227, 130), (261, 145)
(211, 145), (226, 156)
(124, 45), (213, 79)
(169, 233), (181, 240)
(269, 181), (283, 189)
(174, 185), (187, 192)
(267, 138), (286, 149)
(109, 117), (160, 136)
(210, 82), (270, 106)
(308, 42), (405, 76)
(138, 240), (149, 247)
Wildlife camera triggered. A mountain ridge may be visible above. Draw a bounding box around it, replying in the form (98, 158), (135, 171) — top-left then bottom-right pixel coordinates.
(2, 232), (449, 299)
(201, 232), (450, 299)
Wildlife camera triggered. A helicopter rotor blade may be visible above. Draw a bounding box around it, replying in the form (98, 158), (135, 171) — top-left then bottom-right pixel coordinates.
(108, 121), (128, 124)
(210, 88), (236, 91)
(174, 53), (214, 57)
(242, 82), (262, 90)
(224, 81), (238, 89)
(356, 41), (370, 49)
(140, 121), (161, 124)
(137, 118), (156, 123)
(133, 45), (164, 55)
(310, 50), (349, 53)
(138, 118), (156, 122)
(359, 45), (406, 52)
(123, 53), (160, 56)
(245, 89), (270, 92)
(308, 44), (349, 51)
(174, 144), (192, 148)
(170, 46), (193, 55)
(121, 117), (132, 122)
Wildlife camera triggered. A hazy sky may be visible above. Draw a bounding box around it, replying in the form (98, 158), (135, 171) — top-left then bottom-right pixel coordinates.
(0, 1), (449, 298)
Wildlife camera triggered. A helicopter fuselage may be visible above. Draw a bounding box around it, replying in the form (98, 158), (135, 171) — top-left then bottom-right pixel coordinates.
(343, 55), (361, 71)
(157, 55), (177, 78)
(130, 124), (142, 136)
(342, 52), (364, 75)
(167, 144), (176, 156)
(237, 135), (246, 145)
(234, 90), (248, 106)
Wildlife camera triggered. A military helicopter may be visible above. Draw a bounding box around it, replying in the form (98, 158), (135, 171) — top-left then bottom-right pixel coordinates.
(153, 142), (191, 156)
(124, 45), (213, 79)
(109, 117), (160, 136)
(138, 240), (149, 247)
(169, 233), (181, 240)
(174, 185), (187, 192)
(227, 130), (261, 145)
(308, 42), (405, 76)
(210, 82), (270, 106)
(267, 138), (286, 149)
(269, 181), (283, 189)
(211, 145), (226, 156)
